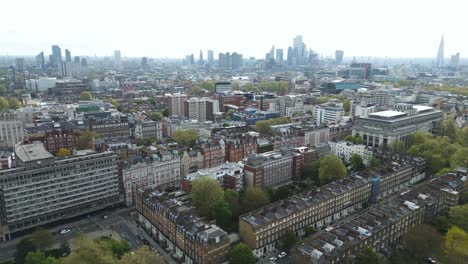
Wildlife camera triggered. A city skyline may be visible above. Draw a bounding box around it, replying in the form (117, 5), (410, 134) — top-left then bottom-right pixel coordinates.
(1, 0), (465, 59)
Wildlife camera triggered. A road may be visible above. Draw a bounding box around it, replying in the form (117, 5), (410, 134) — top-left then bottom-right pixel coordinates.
(0, 207), (174, 264)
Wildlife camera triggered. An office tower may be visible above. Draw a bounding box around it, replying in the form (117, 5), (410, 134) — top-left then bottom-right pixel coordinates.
(276, 49), (284, 63)
(269, 46), (275, 61)
(231, 52), (243, 69)
(0, 143), (120, 241)
(335, 50), (344, 64)
(184, 97), (215, 122)
(74, 56), (80, 63)
(314, 99), (345, 125)
(15, 58), (25, 72)
(436, 36), (444, 68)
(199, 50), (203, 64)
(81, 58), (87, 67)
(65, 49), (71, 62)
(141, 57), (148, 70)
(450, 53), (460, 68)
(207, 50), (214, 65)
(51, 45), (62, 67)
(114, 50), (121, 66)
(36, 52), (45, 71)
(293, 35), (305, 64)
(287, 46), (294, 65)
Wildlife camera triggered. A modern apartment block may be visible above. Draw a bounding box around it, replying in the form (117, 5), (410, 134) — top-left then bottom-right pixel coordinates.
(353, 104), (443, 147)
(166, 93), (187, 117)
(135, 188), (231, 264)
(290, 168), (466, 264)
(239, 160), (426, 257)
(184, 97), (217, 122)
(0, 143), (120, 241)
(88, 118), (131, 138)
(122, 151), (180, 206)
(0, 112), (24, 148)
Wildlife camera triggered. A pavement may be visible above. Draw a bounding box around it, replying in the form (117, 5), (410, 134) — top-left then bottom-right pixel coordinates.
(0, 207), (173, 264)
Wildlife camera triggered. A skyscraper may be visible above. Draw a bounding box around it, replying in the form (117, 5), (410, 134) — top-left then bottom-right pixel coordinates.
(65, 49), (71, 62)
(293, 35), (305, 64)
(51, 45), (62, 67)
(15, 58), (25, 71)
(450, 53), (460, 68)
(141, 57), (148, 70)
(114, 50), (121, 66)
(269, 46), (275, 61)
(276, 49), (284, 63)
(287, 47), (294, 65)
(436, 36), (444, 68)
(335, 50), (344, 64)
(36, 52), (45, 71)
(199, 50), (204, 65)
(207, 50), (214, 65)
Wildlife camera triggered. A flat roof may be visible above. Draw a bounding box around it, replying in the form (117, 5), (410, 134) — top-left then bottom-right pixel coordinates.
(369, 110), (406, 118)
(413, 105), (433, 112)
(15, 143), (53, 162)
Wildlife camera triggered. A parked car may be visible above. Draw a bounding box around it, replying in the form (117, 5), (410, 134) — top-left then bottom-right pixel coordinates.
(278, 252), (287, 258)
(59, 228), (71, 235)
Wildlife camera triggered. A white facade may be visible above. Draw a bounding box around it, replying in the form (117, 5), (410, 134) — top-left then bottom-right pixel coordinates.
(167, 93), (187, 117)
(314, 100), (344, 126)
(329, 141), (373, 165)
(353, 104), (376, 118)
(303, 128), (330, 147)
(135, 121), (162, 140)
(0, 113), (24, 147)
(278, 95), (305, 118)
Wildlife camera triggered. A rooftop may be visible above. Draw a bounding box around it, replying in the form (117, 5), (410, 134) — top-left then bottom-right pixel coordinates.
(15, 143), (53, 162)
(369, 110), (406, 118)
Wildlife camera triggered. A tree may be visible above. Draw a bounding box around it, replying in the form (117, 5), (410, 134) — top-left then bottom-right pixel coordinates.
(226, 109), (235, 120)
(301, 160), (320, 182)
(449, 204), (468, 232)
(369, 156), (380, 168)
(79, 92), (93, 101)
(61, 237), (114, 264)
(442, 115), (457, 141)
(255, 117), (290, 135)
(280, 230), (298, 252)
(8, 98), (21, 109)
(231, 82), (240, 91)
(319, 156), (347, 185)
(450, 146), (468, 168)
(56, 148), (71, 157)
(0, 84), (6, 95)
(211, 201), (232, 231)
(241, 187), (270, 213)
(161, 108), (169, 117)
(350, 154), (365, 171)
(389, 140), (405, 154)
(201, 81), (215, 92)
(191, 177), (224, 217)
(25, 251), (46, 264)
(119, 246), (164, 264)
(15, 238), (36, 264)
(345, 135), (364, 144)
(401, 224), (443, 260)
(0, 97), (10, 111)
(304, 226), (316, 236)
(191, 85), (203, 95)
(343, 99), (351, 114)
(228, 243), (255, 264)
(432, 215), (450, 234)
(77, 131), (96, 150)
(355, 246), (383, 264)
(444, 226), (468, 258)
(224, 189), (240, 219)
(149, 112), (163, 121)
(173, 129), (199, 147)
(30, 228), (53, 251)
(110, 98), (119, 108)
(457, 127), (468, 147)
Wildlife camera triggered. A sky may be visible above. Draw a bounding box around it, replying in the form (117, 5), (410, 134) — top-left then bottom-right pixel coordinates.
(0, 0), (466, 59)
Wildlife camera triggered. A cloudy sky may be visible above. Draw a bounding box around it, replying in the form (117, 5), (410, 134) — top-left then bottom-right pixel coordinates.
(0, 0), (465, 59)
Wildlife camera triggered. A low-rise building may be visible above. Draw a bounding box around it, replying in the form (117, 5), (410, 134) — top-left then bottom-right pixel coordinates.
(182, 162), (244, 192)
(180, 149), (204, 178)
(134, 120), (162, 141)
(224, 134), (257, 163)
(200, 141), (226, 169)
(314, 99), (344, 126)
(329, 141), (373, 166)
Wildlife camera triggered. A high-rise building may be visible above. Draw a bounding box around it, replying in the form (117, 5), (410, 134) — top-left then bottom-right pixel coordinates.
(81, 58), (87, 67)
(207, 50), (214, 65)
(269, 46), (275, 61)
(450, 52), (460, 68)
(199, 50), (204, 64)
(231, 52), (243, 69)
(293, 35), (305, 65)
(166, 93), (187, 116)
(73, 56), (80, 63)
(184, 97), (217, 122)
(114, 50), (121, 66)
(15, 58), (25, 72)
(314, 99), (345, 125)
(51, 45), (62, 67)
(335, 50), (344, 64)
(65, 49), (71, 62)
(287, 46), (294, 65)
(276, 49), (284, 63)
(436, 35), (444, 68)
(36, 52), (45, 71)
(141, 57), (148, 70)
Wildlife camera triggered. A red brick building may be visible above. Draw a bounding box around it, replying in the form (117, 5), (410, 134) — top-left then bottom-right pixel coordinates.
(200, 142), (226, 168)
(224, 134), (257, 162)
(26, 130), (79, 155)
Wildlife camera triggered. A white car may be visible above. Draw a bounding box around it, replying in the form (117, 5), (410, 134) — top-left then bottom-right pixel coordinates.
(59, 229), (71, 234)
(270, 256), (277, 262)
(278, 252), (287, 258)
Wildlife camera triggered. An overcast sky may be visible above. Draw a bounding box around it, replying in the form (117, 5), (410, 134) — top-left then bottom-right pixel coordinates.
(0, 0), (465, 59)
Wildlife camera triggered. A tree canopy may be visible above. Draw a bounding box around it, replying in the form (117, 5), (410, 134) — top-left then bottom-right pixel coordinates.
(79, 92), (93, 101)
(173, 129), (199, 147)
(344, 135), (364, 145)
(241, 187), (270, 213)
(350, 153), (365, 171)
(7, 98), (21, 110)
(149, 112), (163, 121)
(191, 177), (224, 217)
(56, 148), (71, 157)
(109, 98), (119, 108)
(0, 97), (10, 111)
(228, 243), (255, 264)
(255, 117), (290, 134)
(319, 156), (347, 185)
(355, 246), (384, 264)
(77, 131), (96, 150)
(448, 204), (468, 232)
(0, 84), (6, 95)
(280, 230), (298, 252)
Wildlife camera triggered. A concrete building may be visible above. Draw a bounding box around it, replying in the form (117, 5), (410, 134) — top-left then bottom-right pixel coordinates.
(182, 162), (244, 192)
(135, 189), (231, 264)
(239, 160), (426, 257)
(0, 113), (24, 148)
(184, 97), (217, 122)
(359, 92), (395, 107)
(88, 118), (130, 138)
(166, 93), (187, 117)
(302, 127), (330, 147)
(329, 141), (373, 166)
(353, 104), (443, 147)
(277, 95), (305, 118)
(352, 102), (376, 119)
(244, 149), (294, 190)
(134, 120), (162, 140)
(349, 63), (372, 79)
(122, 151), (180, 206)
(314, 99), (345, 126)
(0, 143), (120, 241)
(215, 82), (231, 94)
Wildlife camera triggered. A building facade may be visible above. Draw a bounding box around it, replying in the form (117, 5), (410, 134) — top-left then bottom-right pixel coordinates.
(180, 149), (204, 178)
(314, 100), (345, 126)
(135, 120), (162, 140)
(0, 113), (24, 148)
(244, 150), (294, 190)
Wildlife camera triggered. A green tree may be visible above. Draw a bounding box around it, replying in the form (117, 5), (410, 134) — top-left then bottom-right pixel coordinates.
(400, 224), (443, 261)
(231, 82), (240, 91)
(79, 92), (93, 101)
(191, 85), (203, 95)
(56, 148), (71, 157)
(0, 84), (6, 95)
(389, 140), (405, 154)
(450, 147), (468, 168)
(30, 228), (54, 251)
(304, 226), (316, 236)
(191, 177), (224, 217)
(280, 230), (298, 252)
(173, 129), (199, 147)
(301, 160), (320, 183)
(343, 99), (351, 114)
(225, 109), (235, 120)
(444, 226), (468, 259)
(110, 98), (120, 108)
(119, 246), (164, 264)
(149, 112), (163, 121)
(355, 246), (383, 264)
(162, 108), (169, 117)
(228, 243), (255, 264)
(201, 81), (215, 92)
(25, 251), (46, 264)
(61, 237), (114, 264)
(77, 131), (96, 150)
(449, 204), (468, 232)
(369, 156), (380, 168)
(316, 97), (329, 104)
(7, 98), (21, 109)
(211, 201), (232, 231)
(442, 115), (457, 141)
(457, 127), (468, 146)
(432, 215), (450, 234)
(255, 117), (290, 135)
(224, 189), (240, 219)
(350, 153), (365, 171)
(0, 97), (10, 111)
(15, 238), (36, 264)
(241, 187), (270, 213)
(319, 156), (347, 185)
